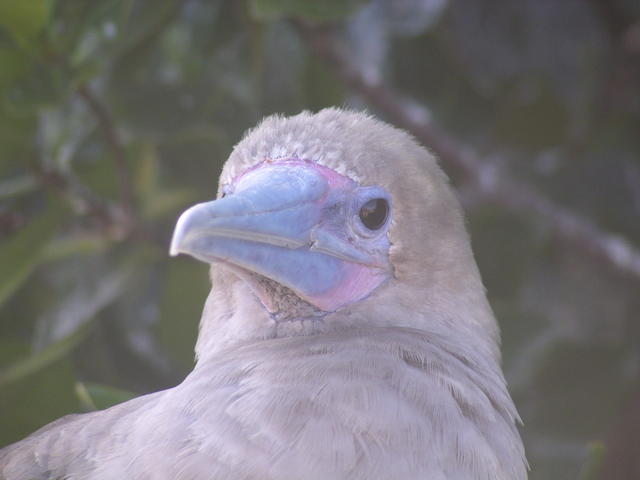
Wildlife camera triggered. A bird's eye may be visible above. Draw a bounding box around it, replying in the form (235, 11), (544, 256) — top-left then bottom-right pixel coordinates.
(359, 198), (389, 230)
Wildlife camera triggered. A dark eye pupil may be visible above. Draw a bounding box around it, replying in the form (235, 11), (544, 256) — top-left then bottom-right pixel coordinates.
(359, 198), (388, 230)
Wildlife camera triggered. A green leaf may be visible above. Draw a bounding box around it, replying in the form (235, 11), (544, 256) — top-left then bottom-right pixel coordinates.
(579, 441), (606, 480)
(75, 381), (136, 411)
(157, 257), (208, 368)
(32, 253), (140, 351)
(143, 189), (196, 220)
(0, 340), (79, 446)
(0, 0), (52, 48)
(135, 141), (159, 199)
(0, 205), (64, 306)
(0, 174), (37, 198)
(0, 47), (33, 90)
(0, 322), (89, 388)
(41, 233), (112, 262)
(0, 103), (38, 178)
(135, 141), (197, 220)
(249, 0), (368, 22)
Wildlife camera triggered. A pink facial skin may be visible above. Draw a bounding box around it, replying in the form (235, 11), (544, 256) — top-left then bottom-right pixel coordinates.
(213, 158), (392, 313)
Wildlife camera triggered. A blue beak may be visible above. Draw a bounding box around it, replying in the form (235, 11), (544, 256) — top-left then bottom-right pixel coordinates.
(170, 162), (389, 311)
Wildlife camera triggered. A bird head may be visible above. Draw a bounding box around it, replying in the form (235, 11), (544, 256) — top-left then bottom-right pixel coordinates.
(171, 109), (498, 359)
(171, 157), (392, 313)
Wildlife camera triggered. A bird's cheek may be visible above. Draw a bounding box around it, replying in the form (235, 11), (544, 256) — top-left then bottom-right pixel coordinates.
(303, 261), (389, 312)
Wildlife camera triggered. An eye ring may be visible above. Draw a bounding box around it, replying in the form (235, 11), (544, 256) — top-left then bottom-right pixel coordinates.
(350, 186), (392, 238)
(359, 198), (389, 231)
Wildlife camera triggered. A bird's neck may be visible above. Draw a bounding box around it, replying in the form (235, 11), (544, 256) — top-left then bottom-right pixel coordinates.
(195, 270), (502, 376)
(189, 323), (524, 479)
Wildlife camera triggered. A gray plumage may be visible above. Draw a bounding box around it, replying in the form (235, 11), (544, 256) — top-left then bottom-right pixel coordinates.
(0, 109), (527, 479)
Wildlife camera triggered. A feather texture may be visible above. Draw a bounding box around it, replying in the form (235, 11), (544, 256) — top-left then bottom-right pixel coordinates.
(1, 329), (525, 479)
(1, 109), (527, 479)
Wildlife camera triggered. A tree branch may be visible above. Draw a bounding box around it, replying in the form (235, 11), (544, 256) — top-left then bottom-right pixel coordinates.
(77, 84), (135, 228)
(296, 23), (640, 281)
(33, 165), (117, 232)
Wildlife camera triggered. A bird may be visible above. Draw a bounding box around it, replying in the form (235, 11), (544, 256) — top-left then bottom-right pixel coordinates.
(0, 108), (527, 479)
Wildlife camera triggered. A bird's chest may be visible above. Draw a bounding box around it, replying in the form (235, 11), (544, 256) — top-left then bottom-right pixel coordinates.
(161, 345), (470, 479)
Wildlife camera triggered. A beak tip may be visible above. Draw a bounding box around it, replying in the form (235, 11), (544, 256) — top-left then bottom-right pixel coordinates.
(169, 232), (185, 257)
(169, 206), (196, 257)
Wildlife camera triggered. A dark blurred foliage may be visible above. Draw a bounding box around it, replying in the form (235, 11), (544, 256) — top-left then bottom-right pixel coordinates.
(0, 1), (639, 478)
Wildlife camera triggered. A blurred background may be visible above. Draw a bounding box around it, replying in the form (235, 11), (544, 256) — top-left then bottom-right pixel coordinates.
(1, 1), (639, 478)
